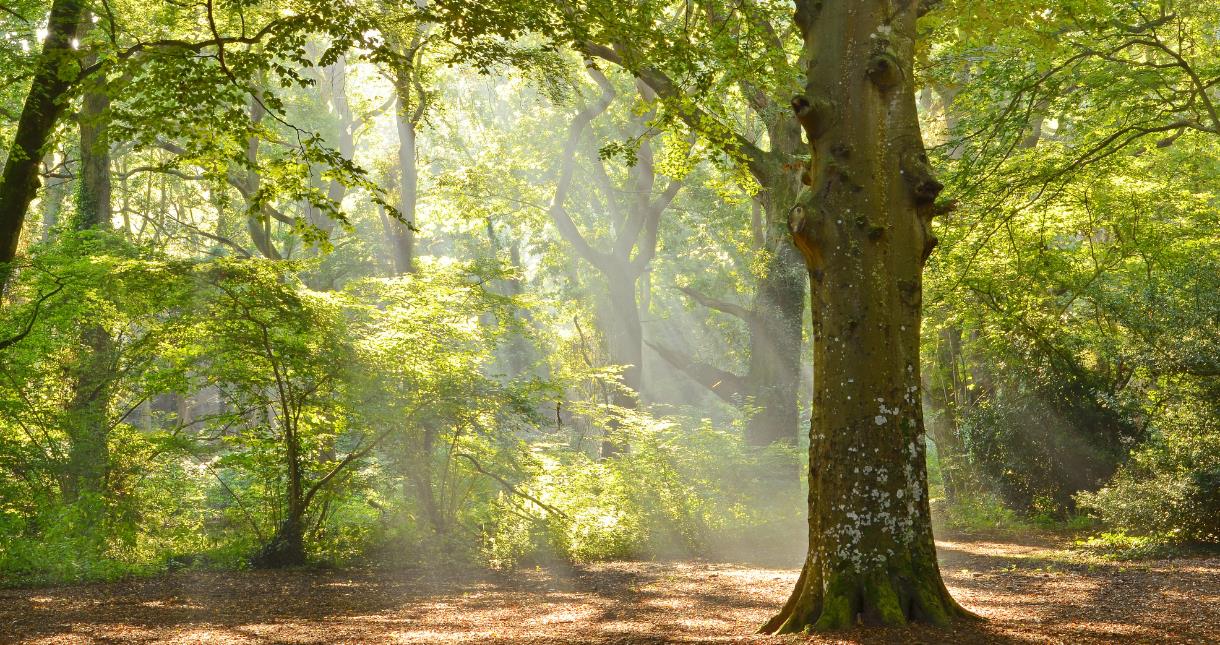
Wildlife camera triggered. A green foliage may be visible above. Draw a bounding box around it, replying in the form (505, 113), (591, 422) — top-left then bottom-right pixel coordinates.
(483, 415), (802, 567)
(957, 390), (1140, 514)
(1077, 381), (1220, 545)
(1072, 531), (1183, 561)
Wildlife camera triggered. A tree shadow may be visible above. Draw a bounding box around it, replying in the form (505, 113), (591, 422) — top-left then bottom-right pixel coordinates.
(2, 541), (1216, 644)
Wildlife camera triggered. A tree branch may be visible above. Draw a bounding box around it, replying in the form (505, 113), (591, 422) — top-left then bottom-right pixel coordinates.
(548, 62), (616, 272)
(0, 277), (65, 352)
(645, 340), (746, 403)
(678, 285), (758, 325)
(454, 453), (569, 520)
(580, 41), (778, 182)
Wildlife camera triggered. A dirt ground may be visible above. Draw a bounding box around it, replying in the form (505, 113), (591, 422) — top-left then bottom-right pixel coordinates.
(2, 532), (1218, 644)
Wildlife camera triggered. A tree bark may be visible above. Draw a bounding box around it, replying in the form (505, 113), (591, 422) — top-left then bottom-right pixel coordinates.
(762, 1), (971, 632)
(0, 0), (86, 288)
(63, 59), (115, 505)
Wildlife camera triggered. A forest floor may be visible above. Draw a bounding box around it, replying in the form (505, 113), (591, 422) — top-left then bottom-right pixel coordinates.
(2, 531), (1218, 644)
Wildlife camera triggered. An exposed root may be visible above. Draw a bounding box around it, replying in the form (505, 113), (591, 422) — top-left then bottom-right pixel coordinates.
(760, 558), (978, 634)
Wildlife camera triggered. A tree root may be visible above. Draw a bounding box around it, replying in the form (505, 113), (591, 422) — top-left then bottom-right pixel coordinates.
(760, 556), (979, 634)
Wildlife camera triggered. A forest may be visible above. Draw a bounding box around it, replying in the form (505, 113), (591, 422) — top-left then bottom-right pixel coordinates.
(0, 0), (1217, 642)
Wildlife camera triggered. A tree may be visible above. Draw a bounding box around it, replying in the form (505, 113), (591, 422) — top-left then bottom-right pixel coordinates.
(62, 30), (116, 505)
(580, 0), (809, 447)
(0, 0), (85, 285)
(0, 0), (393, 292)
(547, 65), (683, 456)
(194, 261), (379, 567)
(762, 0), (971, 631)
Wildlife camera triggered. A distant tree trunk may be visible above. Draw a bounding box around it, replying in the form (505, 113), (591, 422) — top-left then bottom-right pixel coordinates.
(63, 61), (115, 505)
(41, 152), (70, 241)
(243, 96), (282, 260)
(743, 145), (807, 447)
(922, 327), (969, 504)
(653, 158), (806, 452)
(485, 218), (540, 377)
(388, 68), (419, 275)
(0, 0), (86, 290)
(297, 53), (352, 277)
(762, 1), (970, 632)
(600, 269), (645, 457)
(322, 55), (353, 238)
(546, 68), (680, 459)
(622, 58), (808, 451)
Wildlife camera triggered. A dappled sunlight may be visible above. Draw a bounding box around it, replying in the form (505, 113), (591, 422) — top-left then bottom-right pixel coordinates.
(3, 537), (1217, 643)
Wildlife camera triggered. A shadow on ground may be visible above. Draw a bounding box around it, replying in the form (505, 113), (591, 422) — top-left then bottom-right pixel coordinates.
(1, 532), (1217, 644)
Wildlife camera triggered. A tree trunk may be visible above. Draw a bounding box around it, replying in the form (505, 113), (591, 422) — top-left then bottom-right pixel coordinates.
(321, 55), (353, 239)
(254, 421), (306, 567)
(763, 1), (970, 632)
(63, 324), (115, 502)
(389, 71), (418, 275)
(923, 326), (971, 504)
(76, 78), (111, 229)
(40, 152), (69, 241)
(601, 269), (644, 457)
(743, 212), (806, 447)
(484, 218), (540, 377)
(63, 60), (115, 506)
(253, 515), (306, 568)
(243, 96), (282, 260)
(0, 0), (86, 288)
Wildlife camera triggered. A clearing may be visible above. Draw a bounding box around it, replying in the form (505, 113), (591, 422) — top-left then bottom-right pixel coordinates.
(2, 532), (1217, 644)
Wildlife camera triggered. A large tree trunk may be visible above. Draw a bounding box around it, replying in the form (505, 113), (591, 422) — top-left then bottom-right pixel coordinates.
(763, 1), (970, 632)
(0, 0), (86, 288)
(63, 65), (115, 505)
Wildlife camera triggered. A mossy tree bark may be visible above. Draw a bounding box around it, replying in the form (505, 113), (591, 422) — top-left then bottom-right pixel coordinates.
(762, 0), (972, 632)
